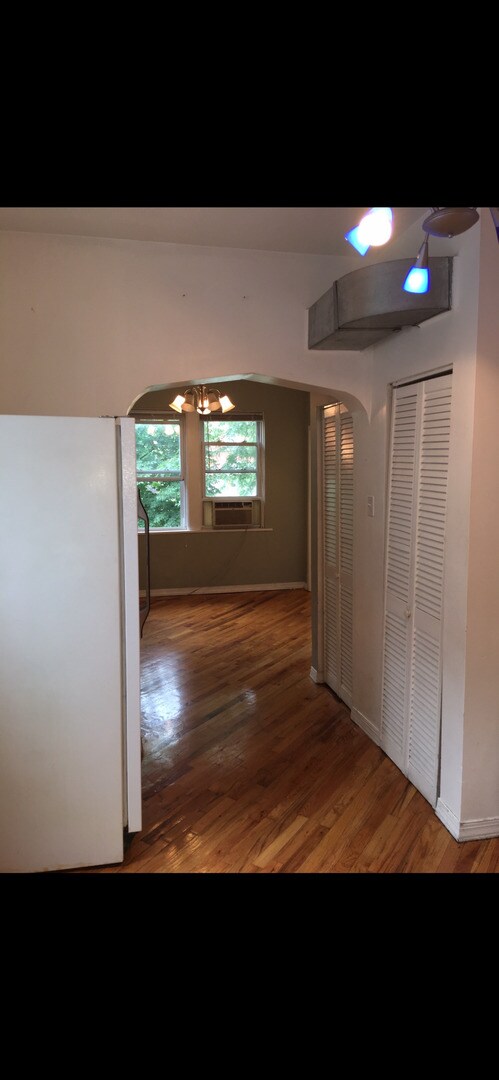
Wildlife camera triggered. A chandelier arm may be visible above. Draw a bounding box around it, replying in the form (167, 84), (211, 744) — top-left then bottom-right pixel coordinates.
(172, 384), (235, 413)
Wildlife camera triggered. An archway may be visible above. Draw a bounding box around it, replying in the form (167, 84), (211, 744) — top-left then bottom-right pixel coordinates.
(127, 373), (365, 787)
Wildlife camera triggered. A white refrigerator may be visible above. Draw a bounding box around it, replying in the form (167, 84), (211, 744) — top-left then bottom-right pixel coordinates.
(0, 415), (142, 873)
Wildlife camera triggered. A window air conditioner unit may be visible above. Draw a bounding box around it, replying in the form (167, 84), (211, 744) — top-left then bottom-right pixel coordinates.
(202, 498), (263, 528)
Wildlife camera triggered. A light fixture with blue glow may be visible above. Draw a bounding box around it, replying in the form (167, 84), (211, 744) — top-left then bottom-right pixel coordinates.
(345, 207), (393, 255)
(344, 224), (370, 255)
(403, 235), (430, 294)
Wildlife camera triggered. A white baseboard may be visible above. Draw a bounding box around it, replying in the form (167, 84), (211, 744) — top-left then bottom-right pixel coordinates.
(435, 799), (460, 839)
(436, 798), (499, 841)
(140, 581), (307, 597)
(458, 817), (499, 841)
(351, 707), (381, 746)
(309, 667), (324, 683)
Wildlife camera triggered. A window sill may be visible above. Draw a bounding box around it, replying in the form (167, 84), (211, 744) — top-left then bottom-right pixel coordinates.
(138, 527), (187, 534)
(197, 527), (273, 533)
(138, 527), (274, 534)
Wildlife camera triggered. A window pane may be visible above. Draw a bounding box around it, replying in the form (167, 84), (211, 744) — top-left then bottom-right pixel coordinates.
(205, 445), (257, 472)
(135, 423), (181, 474)
(138, 480), (182, 528)
(204, 420), (257, 443)
(205, 474), (257, 497)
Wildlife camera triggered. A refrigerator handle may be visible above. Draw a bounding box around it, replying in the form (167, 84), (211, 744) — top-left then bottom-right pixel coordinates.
(137, 489), (151, 636)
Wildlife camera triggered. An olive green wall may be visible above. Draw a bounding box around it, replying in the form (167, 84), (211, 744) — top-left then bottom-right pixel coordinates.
(135, 380), (310, 590)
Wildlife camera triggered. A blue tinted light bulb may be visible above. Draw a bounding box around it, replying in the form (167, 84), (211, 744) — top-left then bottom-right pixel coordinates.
(345, 225), (370, 256)
(403, 267), (430, 294)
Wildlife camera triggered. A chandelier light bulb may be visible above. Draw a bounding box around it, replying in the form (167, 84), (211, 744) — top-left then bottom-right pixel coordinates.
(169, 386), (236, 414)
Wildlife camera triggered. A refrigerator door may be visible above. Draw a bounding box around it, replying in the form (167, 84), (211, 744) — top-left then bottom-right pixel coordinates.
(0, 415), (140, 872)
(116, 418), (142, 834)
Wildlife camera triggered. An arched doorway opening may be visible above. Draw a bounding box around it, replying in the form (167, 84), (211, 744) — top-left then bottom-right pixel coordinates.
(127, 374), (366, 797)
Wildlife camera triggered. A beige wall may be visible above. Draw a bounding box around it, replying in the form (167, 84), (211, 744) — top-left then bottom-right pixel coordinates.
(134, 380), (310, 589)
(461, 218), (499, 824)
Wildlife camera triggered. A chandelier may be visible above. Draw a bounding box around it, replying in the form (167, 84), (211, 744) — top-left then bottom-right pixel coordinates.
(169, 385), (235, 415)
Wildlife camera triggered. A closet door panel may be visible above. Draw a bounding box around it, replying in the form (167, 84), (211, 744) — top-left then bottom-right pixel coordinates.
(385, 385), (419, 608)
(323, 408), (353, 706)
(339, 413), (354, 705)
(324, 414), (339, 693)
(407, 374), (452, 804)
(381, 384), (419, 768)
(381, 373), (452, 808)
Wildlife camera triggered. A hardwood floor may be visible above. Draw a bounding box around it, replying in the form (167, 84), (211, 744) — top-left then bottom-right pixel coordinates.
(93, 590), (499, 873)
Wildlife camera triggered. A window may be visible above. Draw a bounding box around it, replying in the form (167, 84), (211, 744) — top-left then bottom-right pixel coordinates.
(202, 417), (263, 497)
(135, 420), (184, 529)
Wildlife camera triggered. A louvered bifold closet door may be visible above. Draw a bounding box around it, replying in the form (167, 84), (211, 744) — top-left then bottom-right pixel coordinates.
(381, 383), (419, 773)
(339, 413), (353, 706)
(407, 374), (452, 804)
(324, 412), (339, 693)
(381, 372), (452, 807)
(323, 407), (354, 706)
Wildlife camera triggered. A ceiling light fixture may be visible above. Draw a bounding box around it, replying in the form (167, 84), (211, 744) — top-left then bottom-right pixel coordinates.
(403, 207), (499, 297)
(169, 385), (236, 415)
(403, 234), (430, 294)
(422, 207), (479, 238)
(346, 207), (499, 297)
(345, 207), (393, 255)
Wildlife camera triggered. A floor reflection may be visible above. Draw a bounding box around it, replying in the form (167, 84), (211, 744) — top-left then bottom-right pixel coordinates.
(141, 657), (183, 747)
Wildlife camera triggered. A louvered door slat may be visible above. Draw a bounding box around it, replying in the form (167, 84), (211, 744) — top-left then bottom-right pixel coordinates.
(408, 631), (441, 801)
(381, 610), (407, 767)
(325, 577), (339, 685)
(340, 584), (353, 702)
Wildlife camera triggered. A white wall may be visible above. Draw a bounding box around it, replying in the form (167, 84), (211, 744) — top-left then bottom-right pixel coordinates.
(461, 217), (499, 826)
(0, 231), (371, 417)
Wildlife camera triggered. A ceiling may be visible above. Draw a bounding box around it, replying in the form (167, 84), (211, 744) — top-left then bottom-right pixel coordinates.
(0, 206), (428, 256)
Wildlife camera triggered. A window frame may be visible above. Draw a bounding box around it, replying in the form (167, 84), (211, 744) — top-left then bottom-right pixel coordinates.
(134, 415), (186, 532)
(201, 414), (264, 500)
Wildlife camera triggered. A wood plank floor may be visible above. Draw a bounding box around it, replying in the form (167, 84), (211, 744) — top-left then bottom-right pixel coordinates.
(89, 590), (499, 873)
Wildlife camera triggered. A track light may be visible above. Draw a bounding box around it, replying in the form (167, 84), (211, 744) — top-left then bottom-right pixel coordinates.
(403, 235), (430, 294)
(345, 207), (393, 255)
(169, 386), (235, 415)
(346, 206), (497, 295)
